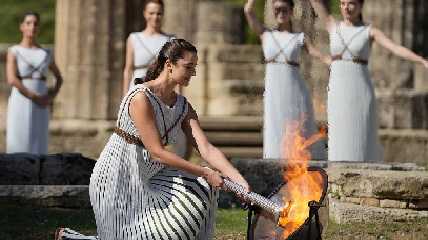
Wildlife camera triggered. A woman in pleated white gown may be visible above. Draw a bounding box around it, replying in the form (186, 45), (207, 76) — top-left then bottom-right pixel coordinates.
(122, 0), (190, 159)
(244, 0), (330, 160)
(309, 0), (428, 162)
(6, 12), (63, 154)
(56, 39), (250, 240)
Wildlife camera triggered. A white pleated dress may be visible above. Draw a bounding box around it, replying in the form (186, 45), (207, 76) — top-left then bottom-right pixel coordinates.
(262, 30), (326, 160)
(128, 32), (189, 158)
(328, 22), (383, 162)
(6, 45), (51, 154)
(88, 84), (218, 240)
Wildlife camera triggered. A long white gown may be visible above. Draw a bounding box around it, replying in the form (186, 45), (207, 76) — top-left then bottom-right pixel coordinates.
(328, 22), (383, 162)
(128, 32), (188, 158)
(6, 45), (51, 154)
(262, 30), (326, 160)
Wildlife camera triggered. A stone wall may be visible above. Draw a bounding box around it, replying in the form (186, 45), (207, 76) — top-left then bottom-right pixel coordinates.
(327, 162), (428, 224)
(0, 153), (95, 208)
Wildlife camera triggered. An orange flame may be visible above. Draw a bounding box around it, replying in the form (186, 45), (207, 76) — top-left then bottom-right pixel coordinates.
(277, 119), (326, 239)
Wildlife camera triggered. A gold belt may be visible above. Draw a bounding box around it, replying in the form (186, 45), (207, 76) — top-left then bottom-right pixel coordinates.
(264, 59), (300, 67)
(113, 127), (145, 146)
(19, 76), (47, 81)
(331, 55), (368, 65)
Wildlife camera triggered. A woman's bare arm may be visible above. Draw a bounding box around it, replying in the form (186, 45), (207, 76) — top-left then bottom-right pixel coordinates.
(244, 0), (265, 37)
(48, 59), (63, 98)
(181, 104), (250, 191)
(123, 36), (135, 96)
(370, 27), (428, 68)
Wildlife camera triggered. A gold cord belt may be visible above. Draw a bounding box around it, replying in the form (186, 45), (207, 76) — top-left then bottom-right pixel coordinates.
(264, 59), (300, 67)
(331, 55), (368, 65)
(113, 127), (145, 146)
(18, 75), (47, 81)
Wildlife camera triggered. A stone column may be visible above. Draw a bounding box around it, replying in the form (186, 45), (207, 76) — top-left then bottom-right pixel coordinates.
(54, 0), (125, 120)
(196, 0), (245, 44)
(163, 0), (199, 43)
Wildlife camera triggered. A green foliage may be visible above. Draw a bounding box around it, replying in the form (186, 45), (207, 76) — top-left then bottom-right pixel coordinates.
(330, 0), (341, 16)
(224, 0), (265, 44)
(0, 0), (56, 44)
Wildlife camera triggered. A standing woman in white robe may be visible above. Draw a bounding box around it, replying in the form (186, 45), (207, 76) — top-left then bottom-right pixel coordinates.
(122, 0), (190, 159)
(244, 0), (330, 160)
(6, 12), (63, 154)
(309, 0), (428, 162)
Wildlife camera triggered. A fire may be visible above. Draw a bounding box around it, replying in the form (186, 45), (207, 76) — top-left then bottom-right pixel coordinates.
(277, 119), (326, 239)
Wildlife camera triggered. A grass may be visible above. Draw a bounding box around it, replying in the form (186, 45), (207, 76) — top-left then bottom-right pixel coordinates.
(0, 203), (247, 240)
(323, 219), (428, 240)
(2, 202), (427, 240)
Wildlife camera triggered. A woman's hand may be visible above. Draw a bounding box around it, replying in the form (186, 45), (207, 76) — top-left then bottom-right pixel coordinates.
(32, 94), (51, 107)
(223, 170), (250, 193)
(422, 58), (428, 69)
(244, 0), (255, 13)
(202, 168), (224, 190)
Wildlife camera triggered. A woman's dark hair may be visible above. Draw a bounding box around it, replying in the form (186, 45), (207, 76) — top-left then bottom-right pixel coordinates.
(21, 12), (40, 23)
(135, 39), (197, 84)
(274, 0), (294, 9)
(143, 0), (164, 11)
(358, 0), (365, 21)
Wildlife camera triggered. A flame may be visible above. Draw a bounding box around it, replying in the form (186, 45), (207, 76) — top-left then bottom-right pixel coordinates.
(277, 119), (326, 239)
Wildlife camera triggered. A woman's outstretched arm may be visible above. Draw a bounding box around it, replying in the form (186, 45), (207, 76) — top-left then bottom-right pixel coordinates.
(182, 104), (250, 192)
(244, 0), (265, 37)
(370, 27), (428, 68)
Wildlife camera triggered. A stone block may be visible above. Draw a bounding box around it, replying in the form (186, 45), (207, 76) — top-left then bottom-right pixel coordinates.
(327, 167), (428, 200)
(360, 197), (380, 207)
(342, 197), (361, 205)
(379, 129), (428, 168)
(0, 185), (91, 208)
(380, 199), (408, 209)
(39, 153), (96, 185)
(49, 119), (113, 159)
(0, 153), (40, 185)
(377, 89), (428, 129)
(205, 44), (263, 63)
(329, 198), (428, 224)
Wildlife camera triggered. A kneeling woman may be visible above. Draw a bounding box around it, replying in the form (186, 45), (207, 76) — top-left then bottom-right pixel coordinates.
(57, 39), (249, 240)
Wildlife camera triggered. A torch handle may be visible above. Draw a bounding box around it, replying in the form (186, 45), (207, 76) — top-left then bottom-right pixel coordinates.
(222, 177), (283, 219)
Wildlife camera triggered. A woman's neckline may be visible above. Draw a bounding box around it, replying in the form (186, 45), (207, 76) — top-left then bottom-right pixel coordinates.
(340, 21), (366, 28)
(142, 84), (179, 109)
(139, 32), (166, 38)
(272, 28), (299, 34)
(17, 44), (42, 50)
